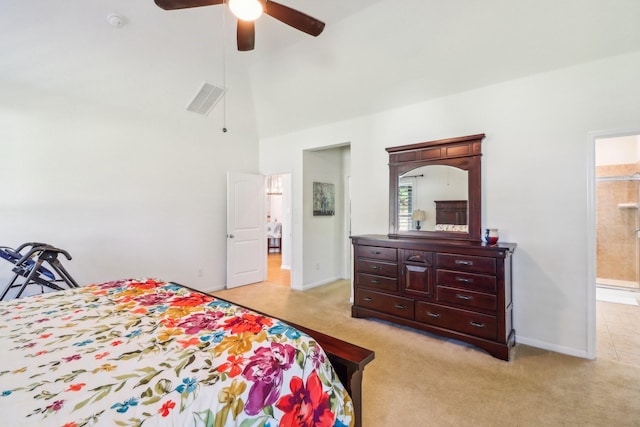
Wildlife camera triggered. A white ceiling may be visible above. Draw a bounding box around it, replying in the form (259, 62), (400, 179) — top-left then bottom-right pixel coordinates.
(3, 0), (640, 138)
(0, 0), (380, 119)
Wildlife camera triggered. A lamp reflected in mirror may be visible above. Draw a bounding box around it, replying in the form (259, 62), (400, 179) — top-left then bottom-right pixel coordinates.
(412, 209), (426, 230)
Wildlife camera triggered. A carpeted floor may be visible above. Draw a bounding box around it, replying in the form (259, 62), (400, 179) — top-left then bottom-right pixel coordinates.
(214, 279), (640, 427)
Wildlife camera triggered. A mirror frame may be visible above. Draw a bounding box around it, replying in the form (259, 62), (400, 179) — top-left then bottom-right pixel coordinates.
(387, 133), (484, 241)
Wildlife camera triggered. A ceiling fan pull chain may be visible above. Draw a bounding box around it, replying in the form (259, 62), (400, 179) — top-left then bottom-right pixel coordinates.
(222, 2), (228, 133)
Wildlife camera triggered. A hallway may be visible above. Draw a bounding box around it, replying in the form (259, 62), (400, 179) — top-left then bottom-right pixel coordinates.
(267, 253), (290, 286)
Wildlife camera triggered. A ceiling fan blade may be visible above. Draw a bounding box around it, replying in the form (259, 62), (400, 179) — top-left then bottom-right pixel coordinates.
(264, 1), (325, 37)
(154, 0), (224, 11)
(237, 20), (256, 51)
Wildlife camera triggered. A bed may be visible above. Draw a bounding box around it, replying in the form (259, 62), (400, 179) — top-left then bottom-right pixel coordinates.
(434, 200), (468, 232)
(0, 278), (374, 426)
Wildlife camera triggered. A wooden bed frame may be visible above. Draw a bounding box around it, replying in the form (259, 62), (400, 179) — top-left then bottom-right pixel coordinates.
(2, 281), (373, 426)
(434, 199), (468, 225)
(207, 292), (375, 427)
(287, 321), (375, 427)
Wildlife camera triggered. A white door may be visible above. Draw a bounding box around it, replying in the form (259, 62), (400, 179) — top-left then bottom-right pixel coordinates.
(226, 172), (266, 288)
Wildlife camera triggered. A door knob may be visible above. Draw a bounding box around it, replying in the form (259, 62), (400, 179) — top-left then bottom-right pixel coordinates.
(228, 234), (235, 238)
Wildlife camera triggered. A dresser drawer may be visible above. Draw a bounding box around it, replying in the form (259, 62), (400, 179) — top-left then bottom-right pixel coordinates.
(356, 259), (398, 277)
(356, 273), (398, 292)
(415, 301), (497, 340)
(437, 286), (497, 311)
(436, 269), (496, 293)
(436, 253), (496, 275)
(356, 289), (414, 319)
(400, 249), (433, 265)
(356, 245), (397, 262)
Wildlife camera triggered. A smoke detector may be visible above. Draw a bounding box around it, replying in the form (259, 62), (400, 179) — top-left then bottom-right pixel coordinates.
(107, 14), (125, 28)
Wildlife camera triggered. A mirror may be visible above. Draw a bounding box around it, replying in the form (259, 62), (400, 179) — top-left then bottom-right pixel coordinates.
(398, 165), (468, 232)
(387, 134), (484, 241)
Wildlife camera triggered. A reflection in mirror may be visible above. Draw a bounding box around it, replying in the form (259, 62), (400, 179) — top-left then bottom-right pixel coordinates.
(398, 165), (468, 232)
(387, 133), (483, 240)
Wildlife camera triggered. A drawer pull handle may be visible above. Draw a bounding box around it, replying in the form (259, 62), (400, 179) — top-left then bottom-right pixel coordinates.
(364, 297), (373, 302)
(455, 260), (473, 266)
(456, 277), (473, 283)
(469, 321), (486, 328)
(394, 304), (406, 310)
(370, 265), (381, 270)
(371, 251), (381, 255)
(407, 255), (426, 263)
(426, 312), (441, 318)
(371, 280), (380, 284)
(456, 294), (473, 301)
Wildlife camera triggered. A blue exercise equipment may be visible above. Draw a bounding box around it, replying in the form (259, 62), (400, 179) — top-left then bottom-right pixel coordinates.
(0, 242), (79, 300)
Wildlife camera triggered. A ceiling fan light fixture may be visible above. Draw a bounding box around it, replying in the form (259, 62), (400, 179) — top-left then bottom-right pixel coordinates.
(228, 0), (263, 21)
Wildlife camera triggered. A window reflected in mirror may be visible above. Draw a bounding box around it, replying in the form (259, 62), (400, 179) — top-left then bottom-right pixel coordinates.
(398, 165), (468, 232)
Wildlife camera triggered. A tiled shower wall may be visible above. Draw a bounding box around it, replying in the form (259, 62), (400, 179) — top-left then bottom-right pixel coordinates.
(596, 164), (639, 285)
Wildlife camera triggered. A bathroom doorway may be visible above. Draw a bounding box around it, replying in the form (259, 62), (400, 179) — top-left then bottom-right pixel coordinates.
(595, 135), (640, 291)
(594, 133), (640, 366)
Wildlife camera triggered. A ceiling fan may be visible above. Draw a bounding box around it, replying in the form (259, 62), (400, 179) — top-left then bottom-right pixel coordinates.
(154, 0), (325, 51)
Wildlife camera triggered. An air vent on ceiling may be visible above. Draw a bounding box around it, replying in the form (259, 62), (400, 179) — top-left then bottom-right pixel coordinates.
(186, 82), (225, 116)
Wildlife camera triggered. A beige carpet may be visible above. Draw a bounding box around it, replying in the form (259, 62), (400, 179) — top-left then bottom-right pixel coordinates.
(214, 280), (640, 427)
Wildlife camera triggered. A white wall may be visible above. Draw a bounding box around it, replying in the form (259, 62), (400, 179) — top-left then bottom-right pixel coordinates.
(341, 147), (352, 280)
(260, 50), (640, 357)
(280, 174), (292, 271)
(302, 147), (348, 288)
(0, 76), (259, 292)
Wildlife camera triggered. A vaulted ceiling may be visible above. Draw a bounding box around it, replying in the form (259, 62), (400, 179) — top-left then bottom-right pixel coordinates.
(3, 0), (640, 138)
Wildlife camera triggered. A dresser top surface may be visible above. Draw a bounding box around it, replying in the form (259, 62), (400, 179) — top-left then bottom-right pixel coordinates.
(351, 234), (516, 255)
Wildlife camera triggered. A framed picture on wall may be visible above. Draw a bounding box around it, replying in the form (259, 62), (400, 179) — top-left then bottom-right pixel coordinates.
(313, 182), (335, 216)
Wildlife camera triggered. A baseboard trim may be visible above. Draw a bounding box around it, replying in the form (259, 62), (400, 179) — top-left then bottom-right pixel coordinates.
(302, 276), (343, 291)
(203, 285), (226, 294)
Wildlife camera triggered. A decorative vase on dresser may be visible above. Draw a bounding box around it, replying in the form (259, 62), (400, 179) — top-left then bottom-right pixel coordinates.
(351, 134), (517, 361)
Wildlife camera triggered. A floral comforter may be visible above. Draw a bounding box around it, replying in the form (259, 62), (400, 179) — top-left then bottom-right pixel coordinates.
(0, 279), (354, 427)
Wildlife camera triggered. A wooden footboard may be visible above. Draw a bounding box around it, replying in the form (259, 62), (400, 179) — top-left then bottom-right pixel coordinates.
(209, 292), (375, 427)
(288, 322), (375, 427)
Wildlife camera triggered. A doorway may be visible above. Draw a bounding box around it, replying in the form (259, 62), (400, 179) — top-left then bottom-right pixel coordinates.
(595, 135), (640, 291)
(266, 174), (290, 286)
(593, 133), (640, 366)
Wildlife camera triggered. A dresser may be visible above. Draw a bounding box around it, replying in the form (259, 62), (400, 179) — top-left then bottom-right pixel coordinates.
(352, 235), (516, 360)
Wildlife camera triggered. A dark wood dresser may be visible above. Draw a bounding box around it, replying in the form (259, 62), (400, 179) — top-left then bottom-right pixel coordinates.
(351, 234), (516, 360)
